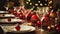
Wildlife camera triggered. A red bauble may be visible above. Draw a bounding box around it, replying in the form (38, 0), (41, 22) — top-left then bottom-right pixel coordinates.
(19, 15), (25, 19)
(26, 13), (33, 20)
(8, 18), (11, 22)
(31, 15), (39, 21)
(19, 12), (23, 15)
(13, 11), (17, 17)
(43, 16), (50, 21)
(55, 24), (60, 31)
(8, 9), (14, 14)
(8, 10), (11, 14)
(37, 21), (41, 26)
(46, 21), (51, 26)
(15, 25), (20, 31)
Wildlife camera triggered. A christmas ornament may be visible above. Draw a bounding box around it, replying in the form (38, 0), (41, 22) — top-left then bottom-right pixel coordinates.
(13, 11), (17, 17)
(19, 15), (25, 19)
(47, 26), (51, 29)
(31, 15), (39, 21)
(50, 11), (57, 18)
(37, 21), (41, 27)
(8, 18), (11, 22)
(43, 16), (50, 21)
(15, 24), (20, 31)
(8, 8), (14, 14)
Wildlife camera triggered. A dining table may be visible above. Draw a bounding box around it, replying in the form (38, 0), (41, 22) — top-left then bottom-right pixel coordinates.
(0, 22), (50, 34)
(0, 11), (58, 34)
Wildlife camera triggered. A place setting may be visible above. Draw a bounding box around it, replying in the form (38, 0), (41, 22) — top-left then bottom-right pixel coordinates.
(0, 23), (36, 34)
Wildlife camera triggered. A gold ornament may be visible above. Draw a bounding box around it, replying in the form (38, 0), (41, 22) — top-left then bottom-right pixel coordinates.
(38, 1), (40, 3)
(35, 4), (38, 6)
(51, 25), (54, 28)
(50, 6), (52, 8)
(40, 3), (43, 6)
(26, 2), (29, 4)
(30, 3), (32, 5)
(47, 26), (51, 29)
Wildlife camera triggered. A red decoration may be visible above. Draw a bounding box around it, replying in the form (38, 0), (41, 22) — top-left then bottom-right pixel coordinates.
(44, 17), (50, 21)
(18, 12), (23, 16)
(26, 11), (35, 20)
(36, 21), (41, 27)
(13, 11), (17, 17)
(31, 15), (39, 21)
(8, 9), (14, 14)
(15, 24), (20, 31)
(19, 14), (25, 19)
(8, 18), (11, 22)
(55, 24), (60, 31)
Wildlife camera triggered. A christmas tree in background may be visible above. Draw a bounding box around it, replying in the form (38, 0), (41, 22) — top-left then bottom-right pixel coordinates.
(24, 0), (52, 10)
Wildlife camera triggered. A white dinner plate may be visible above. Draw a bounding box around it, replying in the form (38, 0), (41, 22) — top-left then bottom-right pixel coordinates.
(0, 14), (15, 17)
(1, 25), (35, 33)
(0, 11), (8, 13)
(0, 19), (23, 23)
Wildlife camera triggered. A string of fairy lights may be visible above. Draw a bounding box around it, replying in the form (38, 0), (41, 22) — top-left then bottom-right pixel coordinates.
(24, 0), (52, 9)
